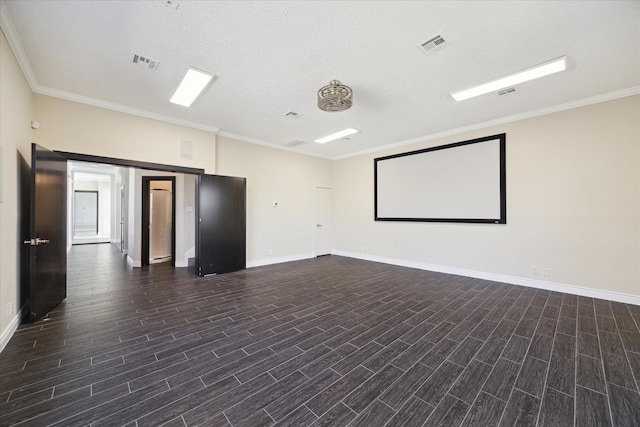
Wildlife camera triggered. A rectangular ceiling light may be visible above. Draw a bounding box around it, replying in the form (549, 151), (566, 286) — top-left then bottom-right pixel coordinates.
(314, 127), (360, 144)
(451, 56), (567, 102)
(170, 67), (214, 107)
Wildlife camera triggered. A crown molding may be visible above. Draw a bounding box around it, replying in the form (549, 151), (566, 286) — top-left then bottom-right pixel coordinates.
(0, 1), (37, 90)
(217, 131), (333, 160)
(334, 86), (640, 160)
(34, 85), (220, 134)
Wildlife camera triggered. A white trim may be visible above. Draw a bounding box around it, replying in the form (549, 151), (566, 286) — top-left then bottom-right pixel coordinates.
(175, 260), (189, 267)
(0, 309), (23, 354)
(0, 3), (38, 90)
(127, 255), (141, 268)
(34, 86), (220, 134)
(247, 253), (316, 268)
(217, 131), (333, 160)
(332, 250), (640, 306)
(333, 86), (640, 160)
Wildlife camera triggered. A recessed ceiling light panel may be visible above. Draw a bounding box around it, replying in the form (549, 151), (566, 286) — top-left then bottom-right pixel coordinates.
(451, 56), (567, 102)
(314, 127), (359, 144)
(170, 67), (214, 107)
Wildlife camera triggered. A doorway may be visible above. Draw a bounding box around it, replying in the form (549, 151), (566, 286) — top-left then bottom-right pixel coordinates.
(142, 177), (176, 267)
(73, 190), (98, 236)
(315, 187), (333, 256)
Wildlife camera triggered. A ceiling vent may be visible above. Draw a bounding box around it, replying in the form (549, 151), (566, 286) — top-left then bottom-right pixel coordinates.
(161, 0), (179, 9)
(418, 34), (449, 55)
(497, 87), (516, 96)
(283, 139), (306, 147)
(130, 52), (160, 71)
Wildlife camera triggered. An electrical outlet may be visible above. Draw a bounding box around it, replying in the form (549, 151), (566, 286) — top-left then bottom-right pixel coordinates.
(267, 249), (273, 256)
(542, 268), (551, 277)
(532, 267), (539, 275)
(8, 302), (15, 316)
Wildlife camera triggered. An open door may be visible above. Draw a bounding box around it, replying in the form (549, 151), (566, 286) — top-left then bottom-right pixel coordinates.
(197, 174), (246, 276)
(25, 143), (67, 322)
(141, 177), (176, 267)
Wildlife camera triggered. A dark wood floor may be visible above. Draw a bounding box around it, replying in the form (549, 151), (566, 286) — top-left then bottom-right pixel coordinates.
(1, 244), (639, 426)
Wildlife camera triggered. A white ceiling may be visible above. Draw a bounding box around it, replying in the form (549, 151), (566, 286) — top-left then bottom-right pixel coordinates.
(2, 1), (639, 159)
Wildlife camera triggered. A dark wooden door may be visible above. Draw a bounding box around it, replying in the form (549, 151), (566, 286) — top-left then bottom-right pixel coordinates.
(197, 174), (246, 276)
(26, 143), (67, 322)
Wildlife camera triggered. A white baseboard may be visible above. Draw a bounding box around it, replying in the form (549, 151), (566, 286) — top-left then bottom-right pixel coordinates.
(175, 260), (189, 267)
(332, 250), (640, 306)
(185, 246), (195, 260)
(248, 252), (316, 268)
(127, 255), (141, 268)
(0, 309), (22, 354)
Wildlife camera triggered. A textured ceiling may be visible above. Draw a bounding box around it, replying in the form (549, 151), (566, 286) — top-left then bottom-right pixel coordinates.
(2, 1), (639, 159)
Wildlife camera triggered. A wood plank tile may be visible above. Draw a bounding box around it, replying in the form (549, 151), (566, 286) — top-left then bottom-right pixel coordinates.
(449, 359), (493, 404)
(538, 388), (574, 427)
(576, 353), (606, 394)
(483, 357), (521, 401)
(461, 391), (506, 427)
(515, 356), (548, 398)
(546, 353), (575, 396)
(306, 366), (372, 417)
(342, 364), (403, 413)
(601, 351), (637, 390)
(424, 393), (469, 426)
(414, 361), (464, 406)
(498, 389), (541, 427)
(348, 399), (395, 427)
(384, 396), (434, 427)
(310, 402), (356, 426)
(265, 368), (340, 421)
(607, 383), (640, 427)
(1, 245), (637, 427)
(576, 386), (612, 427)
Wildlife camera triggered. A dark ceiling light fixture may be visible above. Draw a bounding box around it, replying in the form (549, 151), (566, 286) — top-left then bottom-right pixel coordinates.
(317, 80), (353, 112)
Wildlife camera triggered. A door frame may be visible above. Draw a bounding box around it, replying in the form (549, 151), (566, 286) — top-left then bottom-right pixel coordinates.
(141, 176), (176, 267)
(315, 187), (333, 256)
(73, 190), (99, 238)
(57, 151), (204, 269)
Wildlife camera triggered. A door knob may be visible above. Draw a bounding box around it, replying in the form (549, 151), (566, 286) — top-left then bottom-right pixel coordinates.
(24, 238), (50, 246)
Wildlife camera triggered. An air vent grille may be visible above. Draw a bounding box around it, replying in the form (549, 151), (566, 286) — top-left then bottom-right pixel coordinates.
(131, 53), (160, 71)
(497, 88), (516, 96)
(418, 34), (449, 55)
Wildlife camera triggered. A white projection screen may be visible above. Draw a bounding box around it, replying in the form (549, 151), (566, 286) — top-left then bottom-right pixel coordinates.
(375, 134), (506, 224)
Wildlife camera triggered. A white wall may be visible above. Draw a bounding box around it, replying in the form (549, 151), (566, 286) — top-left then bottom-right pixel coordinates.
(0, 28), (33, 350)
(333, 95), (640, 302)
(33, 94), (216, 174)
(215, 136), (333, 265)
(113, 167), (129, 251)
(72, 174), (112, 242)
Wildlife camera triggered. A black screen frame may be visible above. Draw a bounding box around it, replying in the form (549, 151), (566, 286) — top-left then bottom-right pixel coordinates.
(374, 133), (506, 224)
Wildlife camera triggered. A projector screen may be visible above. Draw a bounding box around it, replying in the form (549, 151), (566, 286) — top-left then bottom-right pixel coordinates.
(375, 134), (506, 224)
